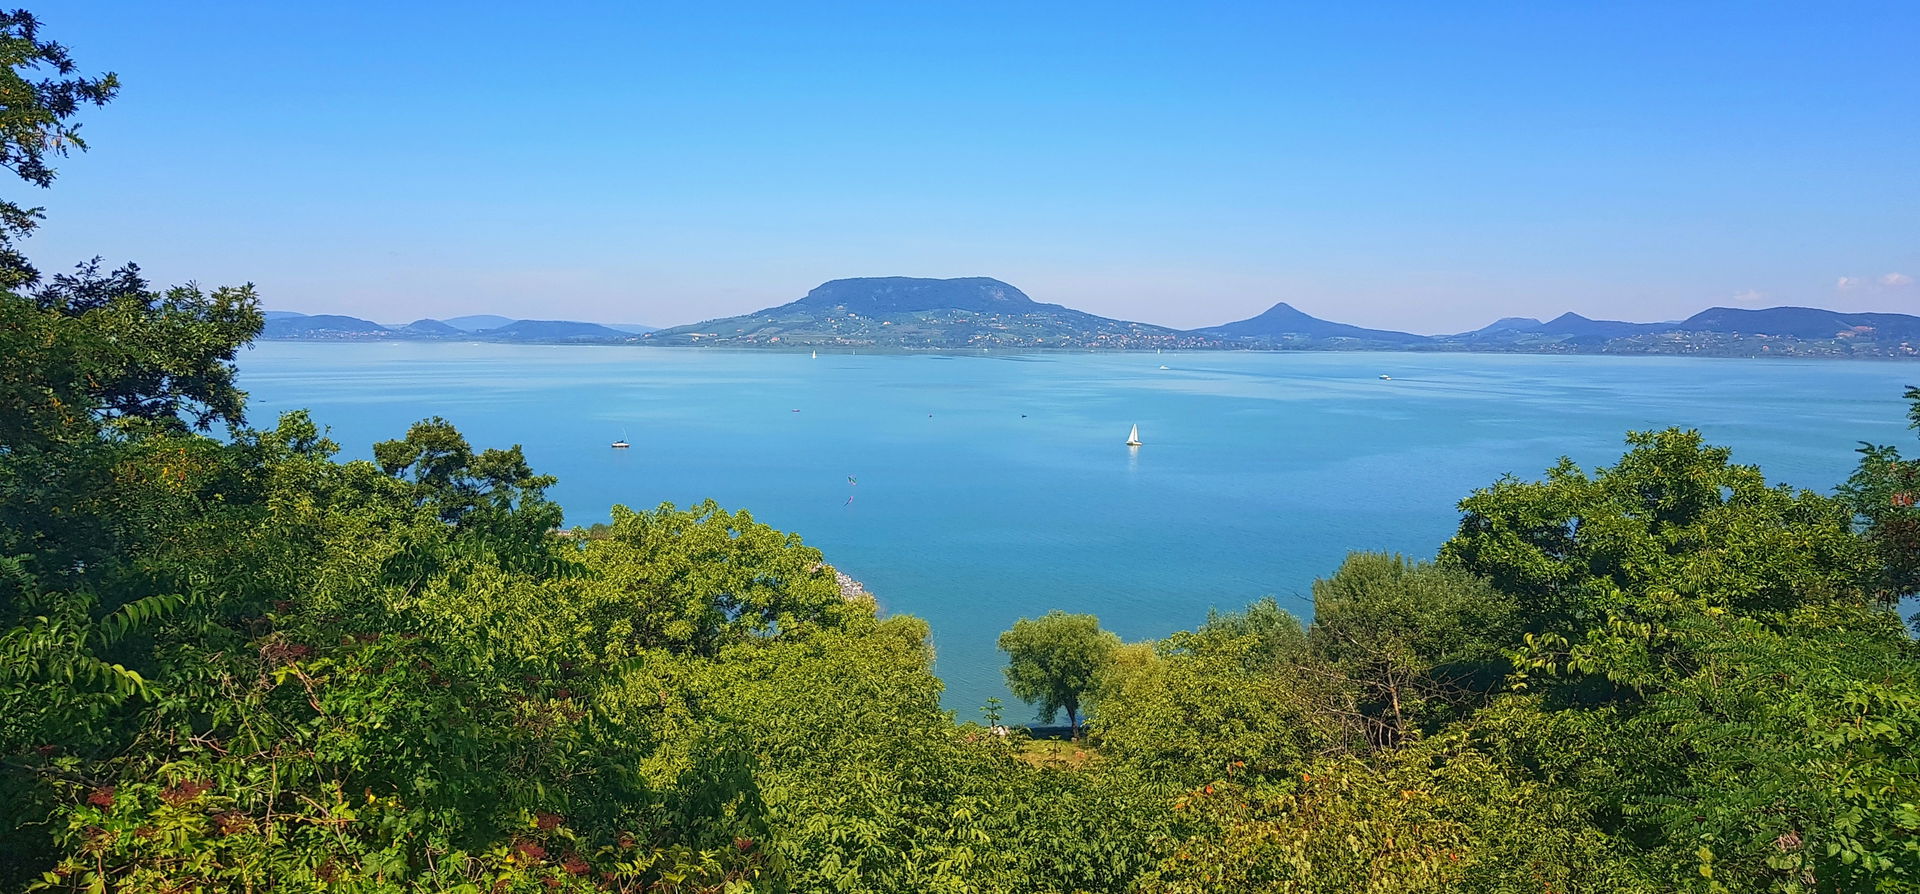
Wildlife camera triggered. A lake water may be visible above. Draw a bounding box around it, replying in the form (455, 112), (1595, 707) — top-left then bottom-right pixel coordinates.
(238, 343), (1918, 715)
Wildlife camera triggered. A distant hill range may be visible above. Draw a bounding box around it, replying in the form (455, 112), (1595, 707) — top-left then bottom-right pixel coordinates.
(260, 313), (653, 343)
(1427, 306), (1920, 356)
(1174, 301), (1920, 357)
(643, 277), (1215, 349)
(261, 280), (1920, 358)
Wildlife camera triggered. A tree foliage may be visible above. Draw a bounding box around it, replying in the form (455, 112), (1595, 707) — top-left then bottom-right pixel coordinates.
(1443, 428), (1878, 631)
(1093, 600), (1336, 777)
(1308, 554), (1517, 748)
(998, 610), (1119, 736)
(0, 9), (117, 287)
(1090, 426), (1919, 893)
(1842, 385), (1920, 613)
(1, 260), (263, 449)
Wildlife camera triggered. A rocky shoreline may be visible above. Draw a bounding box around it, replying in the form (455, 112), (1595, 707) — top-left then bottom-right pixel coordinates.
(832, 568), (870, 602)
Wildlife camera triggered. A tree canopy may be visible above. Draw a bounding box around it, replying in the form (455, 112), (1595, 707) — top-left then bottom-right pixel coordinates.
(0, 10), (116, 287)
(998, 610), (1119, 737)
(1843, 385), (1920, 614)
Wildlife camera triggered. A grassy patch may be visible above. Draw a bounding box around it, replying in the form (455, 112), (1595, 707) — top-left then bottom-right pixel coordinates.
(1014, 738), (1100, 770)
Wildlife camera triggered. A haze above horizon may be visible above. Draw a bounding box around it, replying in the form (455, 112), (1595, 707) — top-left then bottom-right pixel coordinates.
(20, 1), (1919, 334)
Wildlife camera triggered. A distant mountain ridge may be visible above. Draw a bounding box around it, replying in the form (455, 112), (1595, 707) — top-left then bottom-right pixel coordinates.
(1676, 306), (1920, 341)
(262, 314), (390, 338)
(1419, 305), (1920, 356)
(1179, 299), (1920, 357)
(257, 285), (1920, 358)
(258, 312), (654, 343)
(491, 319), (631, 340)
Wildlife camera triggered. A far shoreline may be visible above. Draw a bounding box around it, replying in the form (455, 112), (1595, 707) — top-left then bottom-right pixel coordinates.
(247, 338), (1920, 362)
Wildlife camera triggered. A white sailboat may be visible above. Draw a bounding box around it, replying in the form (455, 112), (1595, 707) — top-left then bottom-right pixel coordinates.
(812, 350), (818, 359)
(1125, 424), (1142, 447)
(612, 427), (631, 449)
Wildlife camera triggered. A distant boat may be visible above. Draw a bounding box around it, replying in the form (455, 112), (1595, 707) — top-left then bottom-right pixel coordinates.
(1379, 374), (1392, 380)
(1125, 424), (1143, 447)
(812, 350), (817, 359)
(1159, 365), (1170, 370)
(612, 427), (631, 449)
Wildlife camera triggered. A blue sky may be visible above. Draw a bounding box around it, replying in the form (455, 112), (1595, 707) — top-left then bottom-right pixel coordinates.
(19, 1), (1919, 332)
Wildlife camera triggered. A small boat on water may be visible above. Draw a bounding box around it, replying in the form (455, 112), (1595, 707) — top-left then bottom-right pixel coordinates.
(812, 350), (817, 359)
(611, 440), (630, 449)
(1159, 365), (1170, 370)
(1125, 424), (1143, 447)
(1378, 374), (1392, 380)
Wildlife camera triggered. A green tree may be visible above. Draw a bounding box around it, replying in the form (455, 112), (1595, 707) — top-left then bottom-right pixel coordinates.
(1308, 554), (1517, 748)
(1444, 425), (1918, 891)
(0, 10), (117, 286)
(371, 414), (564, 578)
(559, 500), (856, 657)
(1139, 728), (1653, 893)
(1443, 427), (1877, 635)
(1840, 385), (1920, 614)
(1, 260), (262, 450)
(0, 22), (259, 871)
(1496, 600), (1920, 891)
(998, 610), (1118, 738)
(1094, 599), (1335, 779)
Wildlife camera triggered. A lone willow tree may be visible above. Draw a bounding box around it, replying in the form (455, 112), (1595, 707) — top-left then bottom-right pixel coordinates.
(997, 610), (1118, 738)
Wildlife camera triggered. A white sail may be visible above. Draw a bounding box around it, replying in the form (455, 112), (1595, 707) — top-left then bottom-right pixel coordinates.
(1126, 424), (1142, 446)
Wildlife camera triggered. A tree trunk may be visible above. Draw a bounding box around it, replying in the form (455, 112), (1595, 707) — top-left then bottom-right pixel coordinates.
(1385, 677), (1405, 748)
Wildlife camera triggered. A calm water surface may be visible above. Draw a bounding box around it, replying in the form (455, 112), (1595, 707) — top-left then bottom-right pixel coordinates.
(238, 343), (1917, 714)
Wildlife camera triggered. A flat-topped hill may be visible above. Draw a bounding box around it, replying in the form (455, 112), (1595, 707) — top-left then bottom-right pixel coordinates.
(647, 277), (1219, 350)
(785, 277), (1040, 315)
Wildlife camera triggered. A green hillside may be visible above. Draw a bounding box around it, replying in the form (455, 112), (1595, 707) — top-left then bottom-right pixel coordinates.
(646, 277), (1226, 349)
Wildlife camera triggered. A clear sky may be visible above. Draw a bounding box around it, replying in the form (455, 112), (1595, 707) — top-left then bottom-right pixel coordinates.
(18, 1), (1919, 333)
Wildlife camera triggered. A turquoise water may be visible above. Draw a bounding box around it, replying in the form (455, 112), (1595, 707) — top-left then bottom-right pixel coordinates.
(237, 343), (1917, 715)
